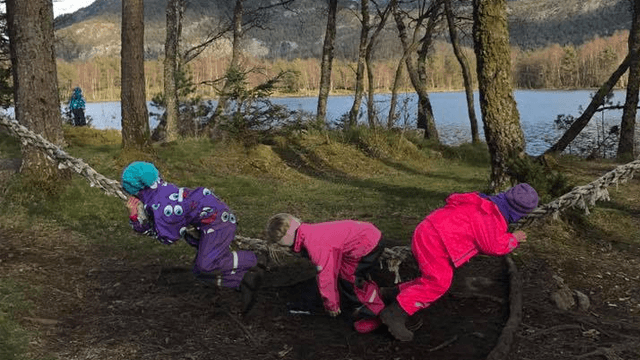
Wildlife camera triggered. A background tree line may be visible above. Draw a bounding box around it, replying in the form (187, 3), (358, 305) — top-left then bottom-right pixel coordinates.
(56, 29), (632, 103)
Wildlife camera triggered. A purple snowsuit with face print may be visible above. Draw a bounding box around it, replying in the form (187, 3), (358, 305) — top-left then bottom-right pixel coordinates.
(130, 179), (257, 288)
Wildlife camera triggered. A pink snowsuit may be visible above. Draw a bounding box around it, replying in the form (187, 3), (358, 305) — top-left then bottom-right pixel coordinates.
(397, 192), (519, 315)
(292, 220), (386, 315)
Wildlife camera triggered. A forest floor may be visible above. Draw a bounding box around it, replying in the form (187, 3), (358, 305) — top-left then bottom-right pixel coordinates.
(1, 130), (640, 359)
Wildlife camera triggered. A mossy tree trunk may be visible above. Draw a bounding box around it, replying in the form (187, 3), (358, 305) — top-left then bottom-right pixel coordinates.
(617, 0), (640, 162)
(6, 0), (68, 182)
(473, 0), (525, 191)
(121, 0), (151, 151)
(316, 0), (338, 125)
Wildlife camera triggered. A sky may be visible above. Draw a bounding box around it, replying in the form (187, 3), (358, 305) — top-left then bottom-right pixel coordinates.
(0, 0), (96, 18)
(52, 0), (96, 18)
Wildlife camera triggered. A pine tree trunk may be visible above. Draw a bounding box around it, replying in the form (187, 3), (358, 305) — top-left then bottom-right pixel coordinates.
(618, 0), (640, 161)
(473, 0), (525, 190)
(316, 0), (338, 125)
(6, 0), (67, 181)
(446, 0), (479, 143)
(121, 0), (150, 151)
(163, 0), (183, 142)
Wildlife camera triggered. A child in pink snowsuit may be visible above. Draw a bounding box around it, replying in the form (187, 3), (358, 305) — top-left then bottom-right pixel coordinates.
(265, 214), (389, 334)
(380, 183), (539, 341)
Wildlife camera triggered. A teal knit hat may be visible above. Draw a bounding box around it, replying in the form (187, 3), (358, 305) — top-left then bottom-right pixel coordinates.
(121, 161), (160, 195)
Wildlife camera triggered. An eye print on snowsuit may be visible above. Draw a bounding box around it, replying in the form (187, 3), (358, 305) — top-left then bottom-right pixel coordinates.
(229, 213), (236, 224)
(221, 211), (229, 222)
(163, 205), (173, 217)
(199, 206), (213, 219)
(179, 227), (187, 237)
(169, 193), (179, 201)
(152, 203), (160, 210)
(174, 205), (183, 216)
(203, 188), (212, 196)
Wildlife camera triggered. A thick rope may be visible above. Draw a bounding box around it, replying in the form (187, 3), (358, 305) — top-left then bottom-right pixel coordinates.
(514, 159), (640, 228)
(1, 114), (637, 282)
(0, 115), (128, 200)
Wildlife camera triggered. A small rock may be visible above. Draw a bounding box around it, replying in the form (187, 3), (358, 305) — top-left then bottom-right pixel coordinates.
(552, 274), (565, 287)
(551, 288), (575, 311)
(574, 290), (590, 311)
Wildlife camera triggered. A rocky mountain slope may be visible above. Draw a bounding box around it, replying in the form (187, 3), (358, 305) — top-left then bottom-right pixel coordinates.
(53, 0), (632, 61)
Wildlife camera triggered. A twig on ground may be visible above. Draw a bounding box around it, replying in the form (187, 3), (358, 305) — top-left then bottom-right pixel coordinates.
(224, 309), (258, 347)
(449, 292), (505, 304)
(576, 342), (636, 360)
(526, 324), (583, 340)
(428, 335), (458, 352)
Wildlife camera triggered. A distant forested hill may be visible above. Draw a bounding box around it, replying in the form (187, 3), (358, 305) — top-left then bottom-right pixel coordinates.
(53, 0), (632, 61)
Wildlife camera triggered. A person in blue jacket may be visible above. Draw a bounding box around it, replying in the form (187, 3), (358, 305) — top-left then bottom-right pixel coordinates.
(69, 87), (86, 126)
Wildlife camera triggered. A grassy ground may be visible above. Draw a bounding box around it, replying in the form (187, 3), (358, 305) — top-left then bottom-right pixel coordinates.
(0, 126), (639, 359)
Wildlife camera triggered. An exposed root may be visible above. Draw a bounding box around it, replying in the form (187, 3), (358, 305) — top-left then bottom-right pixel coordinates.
(486, 255), (522, 360)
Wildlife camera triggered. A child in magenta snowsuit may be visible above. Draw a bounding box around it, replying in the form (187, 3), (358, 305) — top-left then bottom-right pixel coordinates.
(121, 161), (264, 313)
(380, 183), (539, 341)
(265, 214), (389, 334)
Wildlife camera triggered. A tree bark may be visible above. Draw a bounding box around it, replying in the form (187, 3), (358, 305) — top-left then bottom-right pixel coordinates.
(211, 0), (244, 134)
(617, 0), (640, 161)
(163, 0), (184, 142)
(387, 56), (406, 128)
(121, 0), (150, 151)
(348, 0), (370, 128)
(445, 0), (480, 143)
(6, 0), (67, 181)
(543, 53), (633, 156)
(316, 0), (338, 125)
(364, 0), (396, 128)
(416, 32), (439, 141)
(473, 0), (525, 190)
(392, 2), (441, 140)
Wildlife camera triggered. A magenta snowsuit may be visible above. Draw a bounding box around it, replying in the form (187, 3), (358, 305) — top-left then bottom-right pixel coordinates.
(292, 220), (386, 315)
(397, 192), (520, 315)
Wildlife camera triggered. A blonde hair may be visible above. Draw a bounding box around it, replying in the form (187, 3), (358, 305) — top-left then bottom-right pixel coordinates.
(265, 213), (294, 243)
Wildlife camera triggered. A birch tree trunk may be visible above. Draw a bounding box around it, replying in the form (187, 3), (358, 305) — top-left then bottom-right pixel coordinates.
(445, 0), (479, 143)
(316, 0), (338, 125)
(348, 0), (369, 128)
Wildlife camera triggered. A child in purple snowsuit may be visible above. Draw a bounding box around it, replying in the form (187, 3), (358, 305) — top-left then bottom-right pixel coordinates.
(121, 161), (263, 312)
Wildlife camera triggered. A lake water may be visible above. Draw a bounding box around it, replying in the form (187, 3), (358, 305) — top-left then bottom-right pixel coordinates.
(2, 90), (632, 156)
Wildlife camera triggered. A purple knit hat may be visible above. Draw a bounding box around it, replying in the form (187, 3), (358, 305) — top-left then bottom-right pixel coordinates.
(484, 183), (538, 223)
(505, 183), (539, 215)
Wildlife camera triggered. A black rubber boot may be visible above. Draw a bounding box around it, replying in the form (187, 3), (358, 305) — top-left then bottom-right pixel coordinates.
(379, 302), (413, 341)
(240, 266), (264, 314)
(379, 286), (400, 305)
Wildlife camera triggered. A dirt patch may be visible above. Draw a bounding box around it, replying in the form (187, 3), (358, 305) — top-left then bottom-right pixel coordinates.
(1, 225), (514, 360)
